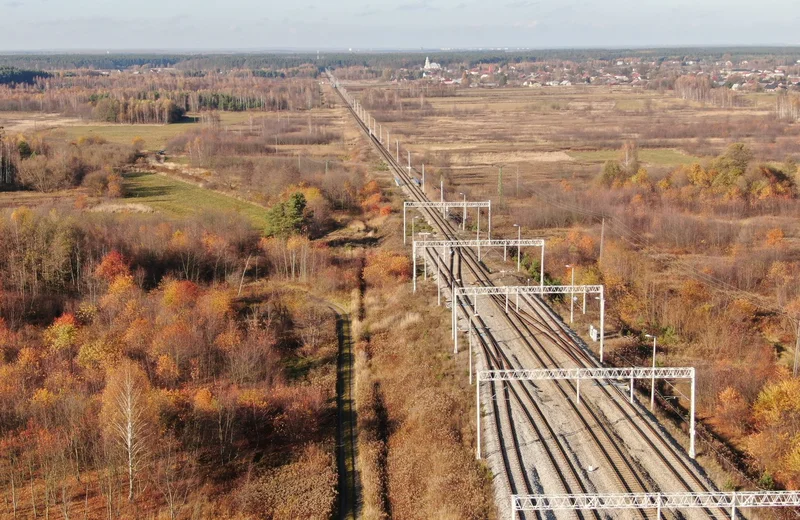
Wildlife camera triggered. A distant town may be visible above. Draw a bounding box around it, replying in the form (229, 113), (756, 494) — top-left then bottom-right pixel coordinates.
(414, 55), (800, 91)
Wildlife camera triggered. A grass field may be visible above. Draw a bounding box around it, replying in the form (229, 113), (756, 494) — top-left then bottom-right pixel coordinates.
(123, 171), (269, 228)
(48, 112), (253, 149)
(568, 148), (703, 166)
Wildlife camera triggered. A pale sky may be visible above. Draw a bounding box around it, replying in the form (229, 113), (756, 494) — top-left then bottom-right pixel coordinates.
(1, 0), (799, 51)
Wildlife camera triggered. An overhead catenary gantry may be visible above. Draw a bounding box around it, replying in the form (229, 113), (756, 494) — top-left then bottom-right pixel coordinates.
(403, 201), (492, 244)
(452, 284), (605, 362)
(476, 367), (696, 460)
(510, 491), (800, 520)
(412, 239), (545, 296)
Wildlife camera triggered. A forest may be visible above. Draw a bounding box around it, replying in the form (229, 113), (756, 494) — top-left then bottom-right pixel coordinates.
(0, 72), (323, 124)
(0, 66), (498, 517)
(0, 67), (48, 85)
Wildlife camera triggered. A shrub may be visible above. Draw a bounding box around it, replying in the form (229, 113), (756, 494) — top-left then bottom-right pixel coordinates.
(238, 443), (336, 519)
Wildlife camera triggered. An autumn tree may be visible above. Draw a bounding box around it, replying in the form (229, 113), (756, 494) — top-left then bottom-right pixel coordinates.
(597, 160), (624, 187)
(712, 143), (753, 186)
(748, 377), (800, 486)
(44, 313), (79, 365)
(101, 360), (155, 502)
(363, 250), (411, 287)
(95, 250), (131, 282)
(714, 387), (750, 439)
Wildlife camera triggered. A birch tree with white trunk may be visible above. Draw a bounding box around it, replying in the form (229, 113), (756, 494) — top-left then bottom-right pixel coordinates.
(101, 360), (154, 503)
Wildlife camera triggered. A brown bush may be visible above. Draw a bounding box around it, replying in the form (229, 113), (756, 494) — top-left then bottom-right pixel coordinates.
(238, 443), (337, 519)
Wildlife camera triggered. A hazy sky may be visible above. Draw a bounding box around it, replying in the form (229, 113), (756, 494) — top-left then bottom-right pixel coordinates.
(2, 0), (799, 51)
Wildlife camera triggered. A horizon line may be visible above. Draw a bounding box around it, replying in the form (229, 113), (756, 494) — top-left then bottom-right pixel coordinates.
(2, 44), (800, 56)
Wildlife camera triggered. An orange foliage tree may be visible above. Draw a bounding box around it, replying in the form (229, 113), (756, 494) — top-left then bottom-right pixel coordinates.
(363, 250), (411, 288)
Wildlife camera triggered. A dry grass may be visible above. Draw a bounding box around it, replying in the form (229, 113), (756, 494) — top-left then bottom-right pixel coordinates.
(568, 148), (703, 165)
(358, 282), (495, 519)
(21, 111), (252, 149)
(90, 202), (155, 213)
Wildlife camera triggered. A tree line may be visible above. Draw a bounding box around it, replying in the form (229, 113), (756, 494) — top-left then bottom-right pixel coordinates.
(0, 72), (322, 122)
(0, 66), (49, 85)
(3, 47), (800, 71)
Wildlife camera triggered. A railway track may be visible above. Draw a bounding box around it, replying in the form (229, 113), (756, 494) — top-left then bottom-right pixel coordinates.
(513, 295), (728, 516)
(329, 77), (593, 519)
(328, 74), (729, 520)
(423, 246), (591, 520)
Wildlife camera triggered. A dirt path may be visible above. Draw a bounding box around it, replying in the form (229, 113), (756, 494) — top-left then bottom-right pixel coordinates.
(333, 305), (360, 520)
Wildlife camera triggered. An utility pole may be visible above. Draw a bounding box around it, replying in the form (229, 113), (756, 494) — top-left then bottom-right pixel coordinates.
(461, 192), (467, 231)
(469, 321), (473, 384)
(516, 165), (520, 197)
(437, 252), (441, 306)
(795, 326), (800, 378)
(476, 209), (481, 261)
(599, 217), (605, 263)
(645, 334), (658, 411)
(440, 178), (444, 217)
(790, 314), (800, 377)
(0, 126), (5, 185)
(540, 244), (545, 288)
(567, 265), (575, 323)
(497, 166), (503, 197)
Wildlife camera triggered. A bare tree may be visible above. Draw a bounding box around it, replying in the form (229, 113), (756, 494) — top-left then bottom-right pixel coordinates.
(620, 140), (639, 175)
(153, 435), (197, 520)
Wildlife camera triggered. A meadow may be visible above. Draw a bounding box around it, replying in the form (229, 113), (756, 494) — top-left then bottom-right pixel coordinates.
(122, 171), (271, 228)
(47, 112), (254, 148)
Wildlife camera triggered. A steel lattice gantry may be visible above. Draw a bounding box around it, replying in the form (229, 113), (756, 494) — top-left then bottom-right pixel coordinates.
(451, 284), (606, 361)
(412, 238), (546, 293)
(403, 201), (493, 244)
(511, 491), (800, 520)
(475, 367), (696, 460)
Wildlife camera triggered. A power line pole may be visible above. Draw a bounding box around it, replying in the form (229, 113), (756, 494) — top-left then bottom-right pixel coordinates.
(792, 317), (800, 377)
(0, 126), (4, 185)
(497, 166), (503, 197)
(599, 217), (605, 263)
